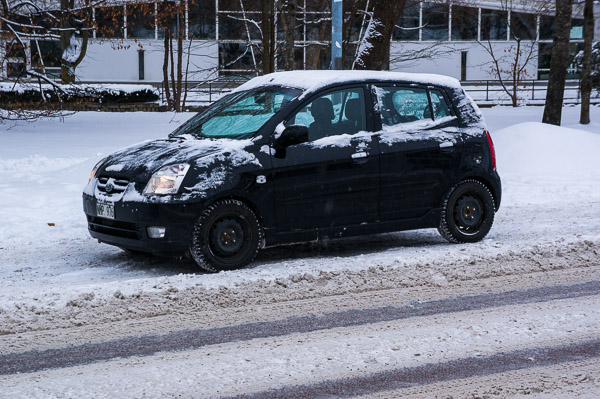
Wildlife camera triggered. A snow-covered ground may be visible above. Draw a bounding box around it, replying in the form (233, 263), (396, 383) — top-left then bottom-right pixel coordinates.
(1, 104), (600, 398)
(0, 105), (599, 332)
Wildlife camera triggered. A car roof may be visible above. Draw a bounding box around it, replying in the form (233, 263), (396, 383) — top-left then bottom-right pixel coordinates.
(234, 70), (462, 98)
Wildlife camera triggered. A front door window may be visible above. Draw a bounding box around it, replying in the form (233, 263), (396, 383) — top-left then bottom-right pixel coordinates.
(288, 88), (366, 141)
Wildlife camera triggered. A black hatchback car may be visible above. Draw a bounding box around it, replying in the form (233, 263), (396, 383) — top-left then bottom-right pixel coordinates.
(83, 71), (501, 272)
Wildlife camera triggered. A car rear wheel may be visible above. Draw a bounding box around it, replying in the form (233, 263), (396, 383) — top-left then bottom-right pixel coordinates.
(438, 179), (496, 243)
(190, 199), (262, 273)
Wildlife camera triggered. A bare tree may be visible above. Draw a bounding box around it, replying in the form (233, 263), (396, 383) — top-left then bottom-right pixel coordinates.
(474, 0), (551, 107)
(579, 0), (595, 124)
(354, 0), (405, 70)
(1, 0), (95, 85)
(59, 0), (91, 83)
(543, 0), (573, 125)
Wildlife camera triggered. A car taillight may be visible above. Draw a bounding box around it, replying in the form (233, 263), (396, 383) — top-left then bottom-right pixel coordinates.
(485, 130), (496, 170)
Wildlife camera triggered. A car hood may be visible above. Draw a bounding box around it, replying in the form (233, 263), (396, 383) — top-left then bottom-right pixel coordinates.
(97, 136), (257, 181)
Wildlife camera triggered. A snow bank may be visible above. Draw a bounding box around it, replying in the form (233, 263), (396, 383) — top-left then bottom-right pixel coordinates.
(494, 121), (600, 176)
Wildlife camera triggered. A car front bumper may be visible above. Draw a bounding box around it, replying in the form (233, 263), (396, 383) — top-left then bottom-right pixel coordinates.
(82, 193), (204, 257)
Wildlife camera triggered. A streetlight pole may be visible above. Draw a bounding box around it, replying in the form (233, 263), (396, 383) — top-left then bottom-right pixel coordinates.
(331, 0), (343, 70)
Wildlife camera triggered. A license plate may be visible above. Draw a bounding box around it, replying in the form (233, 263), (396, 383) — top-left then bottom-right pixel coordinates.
(96, 201), (115, 219)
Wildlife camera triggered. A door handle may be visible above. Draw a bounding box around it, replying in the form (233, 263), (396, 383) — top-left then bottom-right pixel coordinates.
(439, 141), (454, 149)
(351, 152), (368, 160)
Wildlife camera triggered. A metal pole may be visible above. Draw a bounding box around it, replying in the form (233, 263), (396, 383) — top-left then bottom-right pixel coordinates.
(331, 0), (343, 70)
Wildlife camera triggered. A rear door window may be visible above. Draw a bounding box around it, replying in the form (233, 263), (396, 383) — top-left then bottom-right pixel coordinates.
(374, 86), (432, 127)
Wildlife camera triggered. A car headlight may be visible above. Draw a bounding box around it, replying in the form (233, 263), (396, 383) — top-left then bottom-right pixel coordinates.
(143, 163), (190, 195)
(89, 158), (105, 182)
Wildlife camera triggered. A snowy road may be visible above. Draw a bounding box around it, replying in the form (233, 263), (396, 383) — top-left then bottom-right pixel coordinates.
(1, 105), (600, 397)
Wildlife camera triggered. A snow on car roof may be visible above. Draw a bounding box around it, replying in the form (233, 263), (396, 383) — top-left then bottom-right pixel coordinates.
(234, 70), (462, 97)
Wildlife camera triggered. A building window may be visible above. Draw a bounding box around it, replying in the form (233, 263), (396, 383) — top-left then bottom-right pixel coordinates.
(219, 42), (259, 73)
(189, 0), (216, 39)
(538, 42), (584, 79)
(539, 15), (554, 40)
(127, 2), (156, 39)
(5, 42), (26, 78)
(451, 6), (478, 41)
(218, 12), (262, 41)
(570, 18), (584, 39)
(95, 6), (124, 38)
(30, 40), (62, 78)
(510, 12), (536, 41)
(394, 0), (420, 41)
(481, 8), (507, 41)
(422, 2), (449, 41)
(157, 1), (181, 39)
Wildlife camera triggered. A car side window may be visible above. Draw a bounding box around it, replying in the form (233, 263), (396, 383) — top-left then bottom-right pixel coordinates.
(429, 89), (452, 119)
(374, 86), (432, 127)
(288, 88), (366, 141)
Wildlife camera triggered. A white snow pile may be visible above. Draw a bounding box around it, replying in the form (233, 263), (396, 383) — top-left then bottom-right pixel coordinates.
(0, 106), (599, 333)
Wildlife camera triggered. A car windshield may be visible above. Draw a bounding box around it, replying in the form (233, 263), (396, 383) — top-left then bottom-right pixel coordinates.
(170, 87), (302, 139)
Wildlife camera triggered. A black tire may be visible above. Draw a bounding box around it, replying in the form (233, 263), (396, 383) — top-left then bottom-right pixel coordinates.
(190, 199), (262, 273)
(438, 179), (496, 243)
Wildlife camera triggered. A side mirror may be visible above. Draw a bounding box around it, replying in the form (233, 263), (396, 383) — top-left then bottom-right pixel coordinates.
(276, 125), (309, 148)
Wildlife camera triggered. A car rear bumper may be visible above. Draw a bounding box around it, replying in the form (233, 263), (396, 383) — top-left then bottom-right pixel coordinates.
(83, 193), (203, 257)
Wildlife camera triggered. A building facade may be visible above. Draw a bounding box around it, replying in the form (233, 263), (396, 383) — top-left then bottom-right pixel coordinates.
(2, 0), (599, 83)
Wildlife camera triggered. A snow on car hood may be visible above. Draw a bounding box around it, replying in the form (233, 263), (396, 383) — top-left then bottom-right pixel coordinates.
(98, 136), (259, 178)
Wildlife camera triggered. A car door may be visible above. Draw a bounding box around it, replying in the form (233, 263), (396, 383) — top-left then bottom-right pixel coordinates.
(373, 84), (462, 221)
(270, 85), (380, 232)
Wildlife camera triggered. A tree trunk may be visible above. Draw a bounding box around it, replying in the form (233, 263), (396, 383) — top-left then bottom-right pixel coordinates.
(60, 0), (89, 84)
(261, 0), (275, 74)
(175, 13), (184, 111)
(542, 0), (573, 126)
(579, 0), (594, 125)
(354, 0), (405, 70)
(280, 0), (297, 71)
(162, 26), (172, 110)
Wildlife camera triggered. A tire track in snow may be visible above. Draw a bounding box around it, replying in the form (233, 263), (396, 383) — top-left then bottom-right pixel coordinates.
(220, 339), (600, 399)
(2, 280), (600, 375)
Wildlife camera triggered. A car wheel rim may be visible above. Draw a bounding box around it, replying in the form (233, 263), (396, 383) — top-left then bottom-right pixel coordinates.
(209, 217), (245, 257)
(454, 194), (484, 234)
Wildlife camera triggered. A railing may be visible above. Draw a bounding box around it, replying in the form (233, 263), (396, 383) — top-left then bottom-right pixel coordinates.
(460, 79), (591, 105)
(160, 79), (248, 106)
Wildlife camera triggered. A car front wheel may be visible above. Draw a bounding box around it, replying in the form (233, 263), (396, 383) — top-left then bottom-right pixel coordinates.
(438, 179), (496, 243)
(190, 199), (262, 273)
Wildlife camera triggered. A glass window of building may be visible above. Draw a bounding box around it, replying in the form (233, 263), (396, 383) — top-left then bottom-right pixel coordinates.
(539, 15), (554, 40)
(394, 0), (420, 41)
(95, 6), (124, 38)
(219, 13), (262, 40)
(219, 42), (259, 72)
(127, 2), (155, 40)
(189, 0), (216, 39)
(481, 8), (507, 41)
(305, 14), (331, 42)
(305, 43), (331, 70)
(538, 42), (584, 79)
(30, 40), (61, 68)
(570, 18), (584, 39)
(510, 12), (536, 40)
(451, 5), (478, 41)
(422, 2), (449, 41)
(157, 1), (180, 39)
(219, 0), (261, 12)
